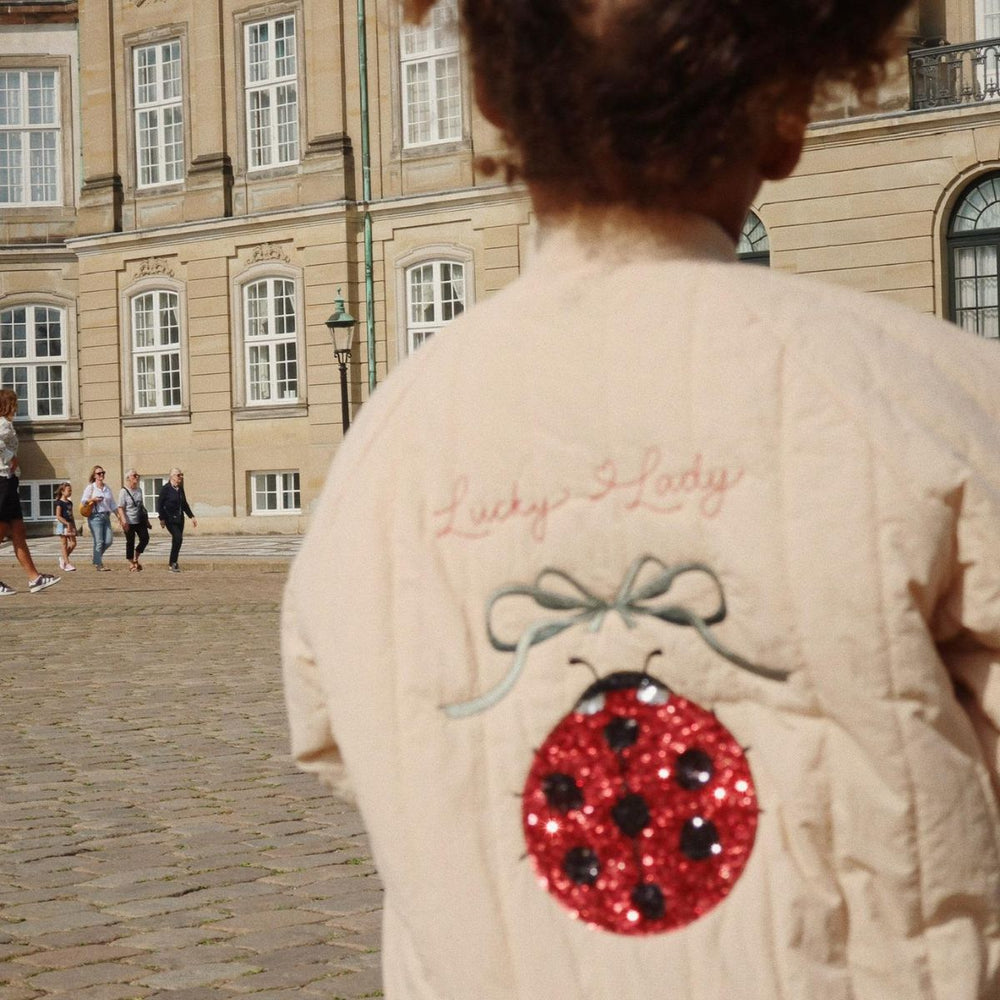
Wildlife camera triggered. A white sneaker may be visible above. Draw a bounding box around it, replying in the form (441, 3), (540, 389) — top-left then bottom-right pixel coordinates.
(58, 558), (66, 570)
(0, 581), (15, 596)
(28, 574), (60, 594)
(64, 562), (76, 572)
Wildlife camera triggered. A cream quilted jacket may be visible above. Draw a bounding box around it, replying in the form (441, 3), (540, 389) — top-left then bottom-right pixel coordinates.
(283, 215), (1000, 999)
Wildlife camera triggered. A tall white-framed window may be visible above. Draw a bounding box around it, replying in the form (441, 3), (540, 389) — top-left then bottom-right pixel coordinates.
(400, 0), (462, 148)
(0, 304), (66, 419)
(244, 277), (298, 404)
(948, 173), (1000, 340)
(0, 69), (59, 205)
(406, 260), (465, 352)
(978, 0), (1000, 38)
(130, 290), (182, 412)
(18, 479), (61, 522)
(251, 470), (300, 514)
(245, 15), (299, 169)
(140, 475), (166, 510)
(134, 40), (184, 188)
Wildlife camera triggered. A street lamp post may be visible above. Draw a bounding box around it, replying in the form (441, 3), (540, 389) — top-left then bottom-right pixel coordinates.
(325, 289), (356, 433)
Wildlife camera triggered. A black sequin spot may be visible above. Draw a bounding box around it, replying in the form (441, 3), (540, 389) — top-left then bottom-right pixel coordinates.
(604, 715), (639, 751)
(563, 846), (601, 885)
(612, 793), (651, 838)
(675, 748), (715, 790)
(680, 816), (721, 861)
(631, 882), (666, 921)
(542, 772), (584, 813)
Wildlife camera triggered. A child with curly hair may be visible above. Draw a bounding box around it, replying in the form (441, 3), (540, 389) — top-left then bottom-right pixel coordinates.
(284, 3), (1000, 997)
(53, 481), (78, 572)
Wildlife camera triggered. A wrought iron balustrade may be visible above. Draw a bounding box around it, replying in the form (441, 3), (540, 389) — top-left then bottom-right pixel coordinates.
(910, 38), (1000, 109)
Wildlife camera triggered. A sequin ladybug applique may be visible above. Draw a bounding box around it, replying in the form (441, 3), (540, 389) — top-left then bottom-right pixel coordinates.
(522, 653), (758, 934)
(442, 556), (788, 937)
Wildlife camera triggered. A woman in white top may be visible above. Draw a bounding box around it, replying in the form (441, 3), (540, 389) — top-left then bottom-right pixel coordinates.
(80, 465), (125, 571)
(0, 388), (60, 595)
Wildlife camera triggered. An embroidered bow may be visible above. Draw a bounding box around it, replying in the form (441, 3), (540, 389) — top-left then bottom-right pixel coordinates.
(442, 555), (788, 719)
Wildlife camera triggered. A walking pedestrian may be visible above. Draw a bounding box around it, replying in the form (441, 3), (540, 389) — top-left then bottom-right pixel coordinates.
(157, 468), (197, 572)
(80, 465), (121, 571)
(0, 388), (60, 594)
(53, 481), (78, 571)
(118, 469), (150, 572)
(283, 2), (1000, 998)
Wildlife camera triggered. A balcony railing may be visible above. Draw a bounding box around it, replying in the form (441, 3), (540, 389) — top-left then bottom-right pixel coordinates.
(910, 38), (1000, 110)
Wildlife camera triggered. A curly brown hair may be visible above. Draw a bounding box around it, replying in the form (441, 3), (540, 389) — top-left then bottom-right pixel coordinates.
(403, 0), (912, 208)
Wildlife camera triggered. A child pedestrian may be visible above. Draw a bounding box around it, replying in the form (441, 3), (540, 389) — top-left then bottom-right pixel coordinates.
(283, 3), (1000, 998)
(53, 481), (77, 571)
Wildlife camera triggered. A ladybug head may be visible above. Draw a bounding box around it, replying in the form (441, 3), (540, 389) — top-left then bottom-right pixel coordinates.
(570, 649), (671, 716)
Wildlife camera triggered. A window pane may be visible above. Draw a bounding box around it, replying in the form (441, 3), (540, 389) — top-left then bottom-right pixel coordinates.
(162, 42), (182, 100)
(248, 344), (271, 401)
(0, 72), (21, 126)
(953, 244), (1000, 337)
(275, 341), (297, 399)
(26, 71), (56, 126)
(407, 261), (466, 352)
(246, 282), (268, 337)
(275, 17), (297, 77)
(1, 306), (27, 359)
(247, 22), (270, 84)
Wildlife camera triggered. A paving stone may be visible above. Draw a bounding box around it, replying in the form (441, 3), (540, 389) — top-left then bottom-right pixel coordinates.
(14, 943), (147, 969)
(208, 908), (329, 933)
(137, 960), (262, 990)
(24, 961), (144, 992)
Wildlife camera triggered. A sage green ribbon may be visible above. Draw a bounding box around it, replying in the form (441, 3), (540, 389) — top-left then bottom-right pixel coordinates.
(442, 554), (788, 719)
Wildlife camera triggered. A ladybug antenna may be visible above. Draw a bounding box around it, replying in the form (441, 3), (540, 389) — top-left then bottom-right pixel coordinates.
(568, 656), (599, 681)
(643, 649), (664, 675)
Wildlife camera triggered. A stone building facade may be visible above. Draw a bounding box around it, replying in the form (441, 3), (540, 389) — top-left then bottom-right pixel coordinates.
(1, 0), (998, 533)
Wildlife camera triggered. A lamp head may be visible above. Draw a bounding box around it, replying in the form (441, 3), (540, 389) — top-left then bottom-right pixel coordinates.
(325, 288), (356, 357)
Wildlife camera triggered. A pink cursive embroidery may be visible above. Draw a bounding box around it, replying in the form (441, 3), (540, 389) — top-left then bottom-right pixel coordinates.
(434, 476), (571, 543)
(589, 448), (742, 519)
(433, 447), (744, 544)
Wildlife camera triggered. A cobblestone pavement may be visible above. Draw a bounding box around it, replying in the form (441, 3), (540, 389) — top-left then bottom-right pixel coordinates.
(0, 538), (384, 1000)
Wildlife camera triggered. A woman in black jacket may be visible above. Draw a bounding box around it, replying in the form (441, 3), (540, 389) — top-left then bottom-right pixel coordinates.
(156, 468), (197, 572)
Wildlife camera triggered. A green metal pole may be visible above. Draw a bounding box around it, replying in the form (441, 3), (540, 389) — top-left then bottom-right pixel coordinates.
(357, 0), (377, 392)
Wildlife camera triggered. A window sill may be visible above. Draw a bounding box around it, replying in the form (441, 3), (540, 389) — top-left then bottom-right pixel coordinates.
(122, 410), (191, 428)
(401, 137), (471, 160)
(245, 162), (301, 180)
(234, 404), (307, 421)
(17, 418), (83, 437)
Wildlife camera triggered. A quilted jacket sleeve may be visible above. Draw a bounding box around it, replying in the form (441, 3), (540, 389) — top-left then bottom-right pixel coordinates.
(937, 477), (1000, 788)
(931, 339), (1000, 790)
(281, 586), (357, 804)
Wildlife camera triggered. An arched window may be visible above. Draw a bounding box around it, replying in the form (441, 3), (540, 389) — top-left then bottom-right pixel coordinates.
(0, 303), (67, 418)
(737, 211), (770, 266)
(243, 276), (299, 402)
(948, 174), (1000, 340)
(405, 259), (465, 352)
(130, 289), (182, 411)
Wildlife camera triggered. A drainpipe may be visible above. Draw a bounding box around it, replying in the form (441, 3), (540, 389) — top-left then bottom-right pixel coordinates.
(357, 0), (377, 393)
